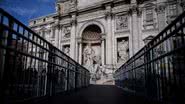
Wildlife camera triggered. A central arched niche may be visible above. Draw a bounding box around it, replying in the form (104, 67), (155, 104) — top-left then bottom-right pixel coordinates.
(82, 25), (101, 41)
(81, 24), (103, 83)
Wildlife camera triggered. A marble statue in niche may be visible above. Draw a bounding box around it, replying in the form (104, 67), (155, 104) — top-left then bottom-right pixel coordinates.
(64, 46), (70, 56)
(117, 39), (129, 63)
(83, 43), (104, 81)
(63, 26), (71, 38)
(92, 55), (101, 80)
(116, 15), (128, 31)
(83, 43), (95, 71)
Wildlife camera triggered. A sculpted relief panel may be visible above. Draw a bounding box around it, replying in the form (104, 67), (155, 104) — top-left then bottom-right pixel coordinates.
(115, 14), (128, 31)
(70, 0), (77, 10)
(63, 26), (71, 38)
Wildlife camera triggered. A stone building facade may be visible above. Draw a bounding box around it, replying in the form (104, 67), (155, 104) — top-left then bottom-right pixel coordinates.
(29, 0), (185, 84)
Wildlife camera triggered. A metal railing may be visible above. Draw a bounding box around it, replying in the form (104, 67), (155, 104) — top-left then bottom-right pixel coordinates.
(115, 10), (185, 103)
(0, 8), (90, 104)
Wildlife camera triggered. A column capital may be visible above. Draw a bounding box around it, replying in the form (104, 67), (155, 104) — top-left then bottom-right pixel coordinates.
(105, 11), (113, 19)
(52, 24), (61, 29)
(180, 2), (185, 11)
(105, 3), (113, 19)
(138, 7), (143, 17)
(70, 14), (76, 25)
(45, 29), (51, 34)
(70, 13), (77, 25)
(129, 4), (138, 15)
(70, 19), (77, 26)
(155, 4), (166, 14)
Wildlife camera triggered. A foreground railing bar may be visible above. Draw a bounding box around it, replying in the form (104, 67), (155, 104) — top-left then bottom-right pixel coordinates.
(0, 8), (90, 103)
(117, 46), (146, 72)
(117, 11), (185, 73)
(117, 44), (185, 76)
(1, 24), (85, 70)
(0, 44), (58, 68)
(147, 10), (185, 46)
(0, 8), (52, 47)
(145, 21), (185, 54)
(0, 9), (82, 69)
(1, 24), (71, 65)
(115, 9), (185, 104)
(1, 25), (88, 75)
(0, 41), (88, 77)
(116, 17), (185, 74)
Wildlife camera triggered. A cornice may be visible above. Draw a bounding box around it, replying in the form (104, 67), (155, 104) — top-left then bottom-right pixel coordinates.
(29, 13), (57, 22)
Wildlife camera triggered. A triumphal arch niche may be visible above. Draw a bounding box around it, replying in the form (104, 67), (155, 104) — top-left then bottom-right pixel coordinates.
(81, 24), (106, 84)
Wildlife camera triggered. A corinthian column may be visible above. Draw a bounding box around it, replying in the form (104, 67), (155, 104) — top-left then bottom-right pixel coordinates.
(53, 24), (60, 48)
(58, 25), (63, 50)
(156, 0), (166, 32)
(105, 4), (113, 65)
(130, 1), (140, 56)
(70, 14), (77, 60)
(77, 37), (82, 65)
(101, 34), (106, 66)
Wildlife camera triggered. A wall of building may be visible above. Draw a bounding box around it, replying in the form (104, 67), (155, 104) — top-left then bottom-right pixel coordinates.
(29, 0), (185, 84)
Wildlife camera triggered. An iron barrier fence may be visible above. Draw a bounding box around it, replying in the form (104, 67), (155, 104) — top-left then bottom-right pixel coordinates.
(115, 9), (185, 104)
(0, 8), (90, 104)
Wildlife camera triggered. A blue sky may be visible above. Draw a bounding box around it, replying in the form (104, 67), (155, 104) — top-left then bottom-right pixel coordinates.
(0, 0), (56, 25)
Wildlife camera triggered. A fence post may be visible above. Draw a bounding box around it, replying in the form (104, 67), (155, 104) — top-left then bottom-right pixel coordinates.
(47, 45), (54, 96)
(66, 60), (69, 91)
(0, 15), (5, 104)
(75, 64), (78, 90)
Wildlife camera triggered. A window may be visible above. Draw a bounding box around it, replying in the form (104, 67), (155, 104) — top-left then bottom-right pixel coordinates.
(146, 8), (153, 22)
